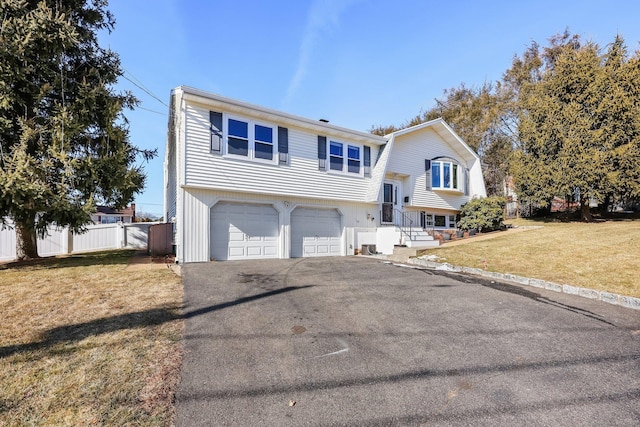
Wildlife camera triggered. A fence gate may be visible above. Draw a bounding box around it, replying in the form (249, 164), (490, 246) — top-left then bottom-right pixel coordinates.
(148, 223), (173, 257)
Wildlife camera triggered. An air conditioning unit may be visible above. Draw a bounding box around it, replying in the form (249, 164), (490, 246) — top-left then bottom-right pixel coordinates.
(361, 244), (377, 255)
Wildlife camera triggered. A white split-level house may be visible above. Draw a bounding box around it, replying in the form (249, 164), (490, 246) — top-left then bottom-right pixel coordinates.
(164, 86), (486, 263)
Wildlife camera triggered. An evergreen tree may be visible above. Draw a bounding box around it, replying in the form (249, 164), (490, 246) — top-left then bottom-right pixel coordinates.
(0, 0), (154, 259)
(509, 32), (640, 220)
(372, 30), (640, 218)
(597, 36), (640, 210)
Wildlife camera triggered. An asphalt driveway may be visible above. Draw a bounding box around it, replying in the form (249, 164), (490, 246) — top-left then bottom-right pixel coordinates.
(176, 257), (640, 426)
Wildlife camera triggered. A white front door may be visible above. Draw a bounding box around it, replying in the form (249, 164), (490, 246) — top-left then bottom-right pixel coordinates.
(382, 181), (402, 224)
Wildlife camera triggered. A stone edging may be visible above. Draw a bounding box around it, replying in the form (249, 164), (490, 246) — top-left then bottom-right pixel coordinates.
(407, 257), (640, 311)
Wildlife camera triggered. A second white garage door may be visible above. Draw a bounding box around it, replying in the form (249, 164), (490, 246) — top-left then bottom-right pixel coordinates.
(291, 207), (341, 257)
(210, 202), (279, 261)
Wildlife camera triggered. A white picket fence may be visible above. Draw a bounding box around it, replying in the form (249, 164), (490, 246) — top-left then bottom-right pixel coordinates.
(0, 221), (158, 262)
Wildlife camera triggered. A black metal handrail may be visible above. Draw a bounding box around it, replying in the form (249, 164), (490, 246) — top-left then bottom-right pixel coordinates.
(392, 210), (438, 243)
(395, 209), (414, 241)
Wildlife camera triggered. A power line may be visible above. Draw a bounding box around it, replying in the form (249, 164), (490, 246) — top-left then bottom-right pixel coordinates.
(122, 68), (168, 107)
(135, 105), (165, 115)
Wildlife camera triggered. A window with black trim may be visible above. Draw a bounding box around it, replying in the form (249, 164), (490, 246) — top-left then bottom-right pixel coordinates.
(224, 115), (278, 164)
(327, 140), (362, 175)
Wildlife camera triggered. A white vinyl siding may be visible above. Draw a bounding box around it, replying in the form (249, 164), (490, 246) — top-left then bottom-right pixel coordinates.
(183, 103), (378, 203)
(386, 128), (477, 211)
(366, 140), (393, 202)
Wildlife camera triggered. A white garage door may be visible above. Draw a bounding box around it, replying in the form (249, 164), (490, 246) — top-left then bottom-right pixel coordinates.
(210, 202), (279, 261)
(291, 207), (341, 257)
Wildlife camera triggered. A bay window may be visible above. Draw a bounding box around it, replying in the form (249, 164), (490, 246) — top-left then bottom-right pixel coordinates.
(431, 159), (464, 191)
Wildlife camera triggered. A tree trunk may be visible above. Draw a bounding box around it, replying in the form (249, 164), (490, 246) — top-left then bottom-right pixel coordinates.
(15, 217), (39, 260)
(580, 198), (593, 222)
(598, 193), (611, 214)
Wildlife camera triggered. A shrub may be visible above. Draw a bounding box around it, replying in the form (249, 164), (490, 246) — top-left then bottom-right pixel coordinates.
(457, 196), (506, 232)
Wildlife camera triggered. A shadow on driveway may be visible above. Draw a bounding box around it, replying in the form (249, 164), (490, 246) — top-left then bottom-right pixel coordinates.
(0, 285), (311, 359)
(176, 257), (640, 426)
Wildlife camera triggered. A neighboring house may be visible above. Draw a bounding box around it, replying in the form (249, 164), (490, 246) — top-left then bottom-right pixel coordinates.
(164, 86), (486, 263)
(550, 196), (579, 213)
(91, 204), (136, 224)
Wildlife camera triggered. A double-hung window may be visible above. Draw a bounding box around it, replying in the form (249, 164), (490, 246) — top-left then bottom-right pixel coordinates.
(328, 140), (362, 175)
(329, 141), (343, 171)
(254, 124), (273, 160)
(228, 119), (249, 156)
(226, 116), (277, 163)
(347, 145), (360, 173)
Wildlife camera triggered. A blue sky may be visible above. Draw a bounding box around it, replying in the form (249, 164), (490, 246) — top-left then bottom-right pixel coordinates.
(99, 0), (640, 217)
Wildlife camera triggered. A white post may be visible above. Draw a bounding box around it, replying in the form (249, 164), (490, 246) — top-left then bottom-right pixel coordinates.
(66, 226), (73, 254)
(117, 222), (125, 248)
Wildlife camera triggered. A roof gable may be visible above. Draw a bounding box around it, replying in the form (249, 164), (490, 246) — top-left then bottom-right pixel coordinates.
(386, 118), (480, 162)
(96, 205), (134, 216)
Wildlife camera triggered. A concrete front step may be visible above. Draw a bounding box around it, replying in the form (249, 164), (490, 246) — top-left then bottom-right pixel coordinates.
(395, 226), (438, 248)
(390, 246), (420, 259)
(399, 231), (437, 247)
(400, 232), (434, 240)
(404, 239), (440, 248)
(390, 242), (438, 261)
(407, 235), (434, 241)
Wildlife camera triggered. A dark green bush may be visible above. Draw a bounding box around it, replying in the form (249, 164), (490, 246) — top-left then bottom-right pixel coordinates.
(457, 196), (506, 232)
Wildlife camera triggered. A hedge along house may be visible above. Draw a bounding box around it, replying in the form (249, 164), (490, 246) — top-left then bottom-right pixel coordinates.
(164, 86), (486, 263)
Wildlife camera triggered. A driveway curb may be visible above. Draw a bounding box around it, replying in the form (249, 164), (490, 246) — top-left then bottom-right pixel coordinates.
(407, 257), (640, 311)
